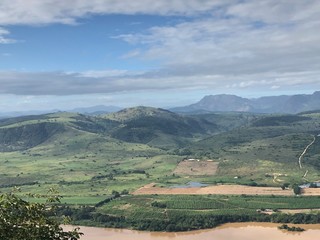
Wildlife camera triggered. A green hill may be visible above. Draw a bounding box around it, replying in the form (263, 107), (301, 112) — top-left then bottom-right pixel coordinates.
(102, 106), (223, 148)
(186, 113), (320, 184)
(102, 106), (174, 122)
(0, 107), (258, 152)
(0, 112), (119, 152)
(1, 109), (320, 232)
(0, 122), (64, 151)
(1, 109), (320, 203)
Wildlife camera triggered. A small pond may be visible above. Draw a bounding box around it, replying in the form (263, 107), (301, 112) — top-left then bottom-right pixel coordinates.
(170, 181), (208, 188)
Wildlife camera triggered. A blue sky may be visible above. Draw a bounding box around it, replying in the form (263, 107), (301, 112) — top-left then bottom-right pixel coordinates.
(0, 0), (320, 112)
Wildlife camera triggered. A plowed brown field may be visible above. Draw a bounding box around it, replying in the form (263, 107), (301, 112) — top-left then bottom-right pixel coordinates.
(301, 188), (320, 196)
(133, 183), (320, 196)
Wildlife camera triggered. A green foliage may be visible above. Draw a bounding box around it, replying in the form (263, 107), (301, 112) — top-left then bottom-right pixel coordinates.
(0, 114), (51, 127)
(88, 194), (320, 231)
(121, 189), (129, 195)
(1, 110), (320, 232)
(111, 190), (120, 198)
(151, 201), (167, 208)
(252, 115), (311, 127)
(293, 185), (302, 195)
(69, 200), (320, 232)
(281, 183), (290, 190)
(0, 122), (64, 151)
(0, 190), (82, 240)
(134, 195), (320, 211)
(278, 224), (305, 232)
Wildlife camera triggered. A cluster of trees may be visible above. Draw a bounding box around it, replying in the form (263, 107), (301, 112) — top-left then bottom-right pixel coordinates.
(151, 201), (167, 208)
(279, 183), (301, 195)
(278, 224), (305, 232)
(4, 189), (319, 236)
(0, 191), (82, 240)
(126, 212), (320, 232)
(57, 203), (320, 232)
(94, 190), (126, 207)
(143, 212), (320, 231)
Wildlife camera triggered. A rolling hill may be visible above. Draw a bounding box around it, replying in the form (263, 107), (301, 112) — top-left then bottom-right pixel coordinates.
(0, 107), (320, 202)
(102, 106), (222, 148)
(185, 112), (320, 184)
(0, 107), (252, 152)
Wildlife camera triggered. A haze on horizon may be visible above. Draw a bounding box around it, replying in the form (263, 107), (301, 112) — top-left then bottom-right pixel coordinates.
(0, 0), (319, 112)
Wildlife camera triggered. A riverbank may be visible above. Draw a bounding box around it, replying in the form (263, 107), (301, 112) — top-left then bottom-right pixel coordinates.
(60, 194), (320, 232)
(65, 222), (320, 240)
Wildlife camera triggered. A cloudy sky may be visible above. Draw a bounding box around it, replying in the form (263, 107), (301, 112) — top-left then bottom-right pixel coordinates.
(0, 0), (320, 112)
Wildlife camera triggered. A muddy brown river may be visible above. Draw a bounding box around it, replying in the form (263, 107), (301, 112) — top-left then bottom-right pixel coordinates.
(65, 222), (320, 240)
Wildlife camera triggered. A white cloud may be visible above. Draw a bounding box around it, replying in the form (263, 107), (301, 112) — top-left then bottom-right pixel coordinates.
(0, 69), (319, 96)
(118, 15), (320, 75)
(0, 27), (16, 44)
(0, 27), (9, 35)
(227, 0), (320, 24)
(113, 1), (320, 94)
(0, 0), (227, 26)
(75, 69), (130, 78)
(0, 0), (319, 99)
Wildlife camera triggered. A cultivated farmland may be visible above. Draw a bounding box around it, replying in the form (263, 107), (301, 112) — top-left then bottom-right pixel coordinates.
(173, 159), (219, 176)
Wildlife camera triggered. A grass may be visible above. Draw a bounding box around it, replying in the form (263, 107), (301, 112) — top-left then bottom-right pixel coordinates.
(97, 194), (320, 221)
(28, 195), (108, 205)
(186, 113), (320, 185)
(1, 111), (320, 216)
(0, 122), (180, 198)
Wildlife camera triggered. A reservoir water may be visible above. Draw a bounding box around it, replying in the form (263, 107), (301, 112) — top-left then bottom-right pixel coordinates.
(65, 222), (320, 240)
(170, 181), (208, 188)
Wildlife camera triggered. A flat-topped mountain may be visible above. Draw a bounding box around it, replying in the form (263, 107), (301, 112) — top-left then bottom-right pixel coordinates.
(172, 91), (320, 114)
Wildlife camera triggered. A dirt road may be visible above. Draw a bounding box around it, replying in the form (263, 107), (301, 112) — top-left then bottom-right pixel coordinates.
(299, 135), (316, 169)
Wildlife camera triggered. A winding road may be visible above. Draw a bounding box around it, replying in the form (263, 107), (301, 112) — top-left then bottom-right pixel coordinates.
(298, 135), (316, 169)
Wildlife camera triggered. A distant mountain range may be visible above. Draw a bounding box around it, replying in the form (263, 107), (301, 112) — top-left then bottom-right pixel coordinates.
(70, 105), (122, 115)
(171, 91), (320, 114)
(1, 92), (320, 118)
(0, 105), (122, 119)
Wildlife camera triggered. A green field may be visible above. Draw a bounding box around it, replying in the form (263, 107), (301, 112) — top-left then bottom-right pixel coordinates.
(62, 194), (320, 231)
(1, 108), (320, 229)
(1, 110), (320, 197)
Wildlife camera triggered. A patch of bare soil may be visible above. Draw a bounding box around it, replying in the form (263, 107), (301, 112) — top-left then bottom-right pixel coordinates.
(301, 188), (320, 196)
(173, 160), (219, 176)
(132, 184), (294, 196)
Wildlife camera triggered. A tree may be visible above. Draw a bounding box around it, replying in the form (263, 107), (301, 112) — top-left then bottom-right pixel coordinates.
(111, 190), (120, 198)
(281, 183), (290, 190)
(0, 189), (82, 240)
(293, 185), (301, 195)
